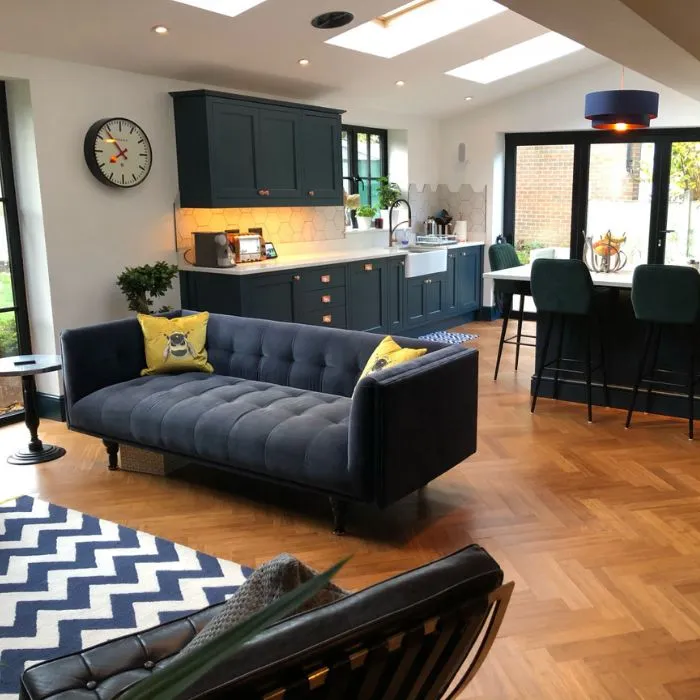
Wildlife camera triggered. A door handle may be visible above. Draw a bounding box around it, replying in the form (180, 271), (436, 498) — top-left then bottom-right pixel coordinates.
(658, 230), (674, 248)
(308, 190), (315, 197)
(292, 274), (301, 281)
(258, 188), (270, 197)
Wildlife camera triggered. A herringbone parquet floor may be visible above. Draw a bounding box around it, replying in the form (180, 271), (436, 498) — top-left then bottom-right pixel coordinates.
(2, 320), (700, 698)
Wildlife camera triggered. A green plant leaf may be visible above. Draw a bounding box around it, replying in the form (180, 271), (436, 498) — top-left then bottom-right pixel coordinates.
(118, 557), (350, 700)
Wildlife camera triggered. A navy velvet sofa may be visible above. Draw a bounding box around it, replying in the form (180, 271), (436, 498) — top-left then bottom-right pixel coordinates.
(61, 311), (479, 532)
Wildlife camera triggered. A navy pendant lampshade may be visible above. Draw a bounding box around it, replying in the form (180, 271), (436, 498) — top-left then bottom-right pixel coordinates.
(584, 89), (659, 130)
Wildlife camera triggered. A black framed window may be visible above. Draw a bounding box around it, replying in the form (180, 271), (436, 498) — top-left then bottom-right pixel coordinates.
(504, 127), (700, 265)
(342, 125), (388, 209)
(0, 80), (31, 425)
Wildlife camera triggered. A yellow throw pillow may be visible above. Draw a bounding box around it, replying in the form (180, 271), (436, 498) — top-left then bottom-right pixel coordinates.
(359, 335), (427, 380)
(138, 312), (214, 376)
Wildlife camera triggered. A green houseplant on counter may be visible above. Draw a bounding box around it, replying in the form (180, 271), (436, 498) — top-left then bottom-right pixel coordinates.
(117, 261), (179, 314)
(355, 205), (377, 230)
(378, 177), (402, 228)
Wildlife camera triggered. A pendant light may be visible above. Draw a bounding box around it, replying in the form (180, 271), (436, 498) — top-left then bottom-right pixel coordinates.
(585, 67), (659, 131)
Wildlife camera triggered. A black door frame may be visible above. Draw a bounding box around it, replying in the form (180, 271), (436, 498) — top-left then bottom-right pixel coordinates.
(342, 124), (389, 208)
(503, 127), (700, 264)
(0, 80), (32, 427)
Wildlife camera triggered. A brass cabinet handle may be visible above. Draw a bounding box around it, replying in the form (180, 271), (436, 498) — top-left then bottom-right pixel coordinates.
(258, 188), (270, 196)
(308, 190), (315, 196)
(293, 274), (301, 281)
(320, 274), (331, 284)
(322, 314), (332, 324)
(322, 294), (332, 304)
(425, 278), (432, 284)
(364, 263), (373, 272)
(461, 252), (466, 256)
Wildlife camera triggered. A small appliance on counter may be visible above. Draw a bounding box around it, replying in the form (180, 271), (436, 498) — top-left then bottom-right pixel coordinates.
(226, 229), (265, 263)
(192, 231), (236, 268)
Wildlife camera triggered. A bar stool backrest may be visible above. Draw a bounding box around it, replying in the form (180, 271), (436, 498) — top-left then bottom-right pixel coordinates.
(531, 259), (594, 316)
(488, 243), (521, 272)
(631, 264), (700, 325)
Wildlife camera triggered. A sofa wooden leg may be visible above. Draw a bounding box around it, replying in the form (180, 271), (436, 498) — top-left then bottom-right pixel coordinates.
(103, 440), (119, 471)
(330, 498), (348, 536)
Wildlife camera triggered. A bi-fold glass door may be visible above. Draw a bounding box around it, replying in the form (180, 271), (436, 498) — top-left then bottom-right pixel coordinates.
(504, 128), (700, 268)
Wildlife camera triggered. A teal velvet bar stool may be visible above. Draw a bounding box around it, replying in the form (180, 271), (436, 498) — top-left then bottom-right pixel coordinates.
(625, 264), (700, 439)
(530, 258), (610, 422)
(488, 243), (535, 380)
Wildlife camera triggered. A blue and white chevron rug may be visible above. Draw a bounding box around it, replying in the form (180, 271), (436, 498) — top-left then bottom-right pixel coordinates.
(418, 331), (478, 344)
(0, 496), (252, 700)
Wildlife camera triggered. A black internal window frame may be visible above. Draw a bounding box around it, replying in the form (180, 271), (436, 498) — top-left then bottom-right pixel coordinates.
(342, 124), (389, 210)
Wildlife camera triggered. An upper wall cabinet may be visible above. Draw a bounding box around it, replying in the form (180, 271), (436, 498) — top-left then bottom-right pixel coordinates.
(171, 90), (345, 208)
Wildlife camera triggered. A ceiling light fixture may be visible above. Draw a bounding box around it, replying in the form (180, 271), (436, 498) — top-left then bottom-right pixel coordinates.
(446, 31), (583, 84)
(151, 25), (169, 34)
(325, 0), (507, 59)
(585, 67), (659, 131)
(298, 58), (310, 66)
(464, 96), (473, 101)
(311, 11), (354, 29)
(171, 0), (267, 18)
(396, 80), (406, 87)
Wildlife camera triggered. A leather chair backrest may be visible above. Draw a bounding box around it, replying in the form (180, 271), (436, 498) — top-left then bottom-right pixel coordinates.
(531, 259), (593, 316)
(631, 264), (700, 325)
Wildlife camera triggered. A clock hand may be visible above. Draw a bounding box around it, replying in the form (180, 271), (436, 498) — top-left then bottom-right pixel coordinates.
(109, 148), (129, 164)
(106, 131), (128, 160)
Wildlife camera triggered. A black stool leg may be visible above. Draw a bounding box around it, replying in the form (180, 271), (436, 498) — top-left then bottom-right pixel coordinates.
(645, 325), (662, 413)
(531, 314), (554, 414)
(626, 324), (654, 429)
(584, 318), (593, 424)
(552, 316), (565, 401)
(494, 294), (512, 381)
(689, 340), (695, 440)
(515, 293), (526, 371)
(598, 319), (610, 408)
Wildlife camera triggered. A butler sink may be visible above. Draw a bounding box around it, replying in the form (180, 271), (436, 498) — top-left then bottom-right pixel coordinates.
(403, 248), (447, 278)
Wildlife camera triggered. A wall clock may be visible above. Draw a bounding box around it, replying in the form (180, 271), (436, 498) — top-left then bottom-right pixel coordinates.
(83, 118), (153, 188)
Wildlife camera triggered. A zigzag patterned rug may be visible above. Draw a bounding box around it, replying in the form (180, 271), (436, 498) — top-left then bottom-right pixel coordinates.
(0, 496), (252, 700)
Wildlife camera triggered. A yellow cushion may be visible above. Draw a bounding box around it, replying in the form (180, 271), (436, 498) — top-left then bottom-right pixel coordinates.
(359, 336), (427, 380)
(138, 312), (214, 376)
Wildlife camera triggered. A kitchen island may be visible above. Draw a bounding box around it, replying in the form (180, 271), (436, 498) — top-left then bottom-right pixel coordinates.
(484, 264), (700, 419)
(180, 242), (485, 336)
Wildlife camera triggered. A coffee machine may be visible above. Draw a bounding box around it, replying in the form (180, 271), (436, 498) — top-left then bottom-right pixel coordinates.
(192, 232), (235, 268)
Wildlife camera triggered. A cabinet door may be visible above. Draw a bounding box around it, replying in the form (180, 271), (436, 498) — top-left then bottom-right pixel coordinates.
(387, 258), (405, 332)
(242, 272), (298, 322)
(256, 107), (303, 201)
(443, 252), (459, 315)
(457, 247), (482, 312)
(348, 259), (387, 333)
(208, 99), (260, 203)
(425, 277), (445, 321)
(301, 113), (343, 203)
(404, 276), (428, 328)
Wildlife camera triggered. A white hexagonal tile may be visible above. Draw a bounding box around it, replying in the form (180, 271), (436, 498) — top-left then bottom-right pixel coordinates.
(333, 209), (347, 229)
(313, 210), (327, 232)
(239, 213), (255, 231)
(223, 209), (240, 226)
(278, 208), (291, 223)
(302, 221), (314, 241)
(194, 209), (212, 226)
(324, 207), (336, 220)
(208, 214), (227, 231)
(290, 210), (305, 231)
(302, 208), (314, 223)
(278, 222), (294, 243)
(266, 218), (280, 237)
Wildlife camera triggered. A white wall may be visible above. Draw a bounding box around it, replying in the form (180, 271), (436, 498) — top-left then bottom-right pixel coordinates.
(0, 50), (439, 395)
(438, 63), (700, 302)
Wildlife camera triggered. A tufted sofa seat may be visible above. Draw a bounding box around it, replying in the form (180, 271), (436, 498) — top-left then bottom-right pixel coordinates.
(61, 312), (479, 532)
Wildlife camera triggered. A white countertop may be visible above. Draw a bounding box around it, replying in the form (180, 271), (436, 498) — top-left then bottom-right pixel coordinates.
(180, 241), (484, 276)
(484, 263), (635, 289)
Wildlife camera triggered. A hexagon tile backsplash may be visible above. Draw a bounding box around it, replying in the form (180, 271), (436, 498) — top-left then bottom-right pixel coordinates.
(176, 206), (347, 250)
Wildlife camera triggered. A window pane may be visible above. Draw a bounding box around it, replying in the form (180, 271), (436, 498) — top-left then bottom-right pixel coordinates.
(665, 141), (700, 265)
(0, 207), (13, 307)
(0, 310), (22, 417)
(370, 134), (382, 178)
(342, 130), (349, 179)
(360, 181), (370, 207)
(369, 179), (380, 209)
(587, 142), (654, 267)
(357, 132), (369, 183)
(514, 144), (574, 262)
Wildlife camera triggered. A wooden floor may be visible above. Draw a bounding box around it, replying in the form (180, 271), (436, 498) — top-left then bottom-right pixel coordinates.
(2, 319), (700, 699)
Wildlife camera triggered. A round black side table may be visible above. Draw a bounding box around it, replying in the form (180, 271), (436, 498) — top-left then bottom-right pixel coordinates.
(1, 354), (66, 464)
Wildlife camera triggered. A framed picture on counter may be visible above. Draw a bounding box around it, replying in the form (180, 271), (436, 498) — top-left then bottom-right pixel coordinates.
(265, 242), (278, 259)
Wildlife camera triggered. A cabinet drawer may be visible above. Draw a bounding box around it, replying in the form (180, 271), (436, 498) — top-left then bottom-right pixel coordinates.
(296, 305), (347, 329)
(294, 266), (346, 291)
(299, 286), (346, 312)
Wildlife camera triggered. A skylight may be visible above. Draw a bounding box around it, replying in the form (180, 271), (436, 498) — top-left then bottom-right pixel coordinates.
(171, 0), (267, 18)
(325, 0), (508, 59)
(446, 32), (584, 84)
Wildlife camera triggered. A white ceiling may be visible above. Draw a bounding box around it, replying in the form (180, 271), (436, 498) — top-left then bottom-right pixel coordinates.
(0, 0), (608, 118)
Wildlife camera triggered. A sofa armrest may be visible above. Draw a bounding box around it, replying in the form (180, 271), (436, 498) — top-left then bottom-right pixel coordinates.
(349, 345), (478, 506)
(61, 318), (146, 422)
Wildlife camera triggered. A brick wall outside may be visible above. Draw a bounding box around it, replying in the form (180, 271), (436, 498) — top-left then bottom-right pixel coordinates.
(514, 143), (642, 252)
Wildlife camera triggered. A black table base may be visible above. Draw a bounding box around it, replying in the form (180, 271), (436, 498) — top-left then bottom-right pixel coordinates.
(7, 374), (66, 465)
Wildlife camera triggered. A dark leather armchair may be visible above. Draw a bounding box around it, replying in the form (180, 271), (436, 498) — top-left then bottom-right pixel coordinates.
(21, 545), (512, 700)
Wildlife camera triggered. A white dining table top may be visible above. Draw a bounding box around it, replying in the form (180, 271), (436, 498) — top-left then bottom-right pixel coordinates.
(483, 263), (635, 289)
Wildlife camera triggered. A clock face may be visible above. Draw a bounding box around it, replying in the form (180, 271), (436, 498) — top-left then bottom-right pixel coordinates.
(84, 118), (152, 188)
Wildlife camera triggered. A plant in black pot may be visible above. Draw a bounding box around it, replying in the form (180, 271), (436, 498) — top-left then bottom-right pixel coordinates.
(117, 261), (179, 314)
(378, 177), (402, 228)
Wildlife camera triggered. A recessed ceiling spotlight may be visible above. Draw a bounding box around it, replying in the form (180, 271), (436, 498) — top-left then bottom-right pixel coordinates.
(396, 80), (406, 87)
(298, 58), (310, 66)
(151, 25), (169, 34)
(464, 96), (473, 101)
(311, 11), (354, 29)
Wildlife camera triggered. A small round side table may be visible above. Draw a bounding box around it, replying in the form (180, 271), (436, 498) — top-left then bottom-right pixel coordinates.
(0, 354), (66, 465)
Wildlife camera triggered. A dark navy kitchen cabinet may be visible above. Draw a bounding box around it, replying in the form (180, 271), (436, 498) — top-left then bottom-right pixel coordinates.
(171, 90), (344, 208)
(405, 274), (447, 329)
(387, 257), (405, 332)
(243, 272), (298, 323)
(457, 246), (482, 312)
(348, 259), (388, 333)
(443, 251), (459, 315)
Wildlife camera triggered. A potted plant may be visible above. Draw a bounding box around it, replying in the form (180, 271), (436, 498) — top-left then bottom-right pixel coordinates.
(117, 261), (179, 314)
(378, 177), (402, 228)
(355, 205), (377, 230)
